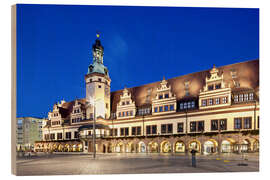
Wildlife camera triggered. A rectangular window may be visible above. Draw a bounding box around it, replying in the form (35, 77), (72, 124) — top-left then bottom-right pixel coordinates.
(57, 133), (62, 140)
(187, 102), (191, 108)
(215, 83), (221, 89)
(215, 98), (220, 105)
(184, 102), (187, 109)
(208, 85), (214, 91)
(120, 128), (124, 136)
(191, 101), (195, 108)
(202, 100), (207, 106)
(177, 123), (184, 133)
(118, 112), (121, 117)
(154, 107), (158, 113)
(122, 112), (125, 117)
(220, 119), (227, 130)
(74, 131), (79, 138)
(161, 124), (173, 134)
(170, 104), (174, 111)
(244, 94), (249, 101)
(122, 102), (125, 105)
(168, 124), (173, 133)
(222, 97), (227, 104)
(146, 125), (157, 135)
(234, 118), (242, 129)
(130, 111), (133, 116)
(125, 128), (129, 136)
(126, 101), (130, 105)
(132, 127), (136, 136)
(65, 132), (71, 139)
(146, 126), (151, 135)
(159, 106), (163, 112)
(164, 105), (168, 111)
(161, 124), (166, 134)
(50, 133), (55, 140)
(211, 120), (218, 131)
(126, 111), (129, 116)
(244, 117), (252, 129)
(234, 95), (238, 102)
(239, 94), (243, 102)
(190, 122), (196, 132)
(137, 126), (141, 135)
(180, 103), (183, 109)
(159, 94), (163, 99)
(257, 116), (259, 128)
(209, 99), (213, 105)
(198, 121), (204, 132)
(114, 129), (118, 136)
(249, 93), (254, 100)
(165, 94), (169, 98)
(152, 125), (157, 134)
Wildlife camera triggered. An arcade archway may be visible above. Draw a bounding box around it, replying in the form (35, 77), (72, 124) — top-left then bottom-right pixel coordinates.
(161, 141), (171, 153)
(175, 141), (185, 153)
(148, 142), (158, 153)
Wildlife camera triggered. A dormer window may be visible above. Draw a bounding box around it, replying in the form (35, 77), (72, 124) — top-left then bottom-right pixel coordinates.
(215, 83), (221, 89)
(126, 101), (130, 105)
(159, 94), (163, 99)
(208, 85), (214, 91)
(165, 94), (169, 98)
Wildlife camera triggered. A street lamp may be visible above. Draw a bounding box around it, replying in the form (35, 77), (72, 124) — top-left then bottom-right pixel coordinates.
(88, 97), (102, 159)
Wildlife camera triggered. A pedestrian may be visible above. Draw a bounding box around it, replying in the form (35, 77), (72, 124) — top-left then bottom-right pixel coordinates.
(191, 149), (197, 167)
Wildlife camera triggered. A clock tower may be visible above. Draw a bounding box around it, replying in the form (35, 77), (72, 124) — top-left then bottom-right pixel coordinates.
(85, 33), (111, 120)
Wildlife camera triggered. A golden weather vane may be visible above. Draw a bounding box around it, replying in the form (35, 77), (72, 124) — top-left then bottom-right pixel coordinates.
(96, 31), (100, 38)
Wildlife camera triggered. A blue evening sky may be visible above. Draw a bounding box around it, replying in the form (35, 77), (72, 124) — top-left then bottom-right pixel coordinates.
(16, 4), (259, 118)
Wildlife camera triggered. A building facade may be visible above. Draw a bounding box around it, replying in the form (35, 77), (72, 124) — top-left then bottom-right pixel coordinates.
(17, 117), (45, 151)
(35, 35), (259, 154)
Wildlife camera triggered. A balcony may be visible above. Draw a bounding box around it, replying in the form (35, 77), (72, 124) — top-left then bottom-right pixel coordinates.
(79, 134), (107, 139)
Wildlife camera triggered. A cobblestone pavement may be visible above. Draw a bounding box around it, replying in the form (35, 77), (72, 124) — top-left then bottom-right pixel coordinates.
(16, 153), (259, 176)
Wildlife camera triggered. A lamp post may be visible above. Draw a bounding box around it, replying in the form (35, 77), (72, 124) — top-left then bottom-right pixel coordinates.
(185, 108), (188, 155)
(89, 98), (102, 159)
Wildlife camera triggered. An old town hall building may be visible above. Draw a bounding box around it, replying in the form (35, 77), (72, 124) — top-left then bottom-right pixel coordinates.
(35, 35), (259, 155)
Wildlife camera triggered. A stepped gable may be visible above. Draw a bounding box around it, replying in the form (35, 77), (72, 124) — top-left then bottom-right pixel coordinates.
(110, 59), (259, 112)
(58, 98), (86, 118)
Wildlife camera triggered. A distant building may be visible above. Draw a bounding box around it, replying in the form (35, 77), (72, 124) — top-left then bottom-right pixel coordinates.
(35, 35), (259, 154)
(16, 117), (45, 151)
